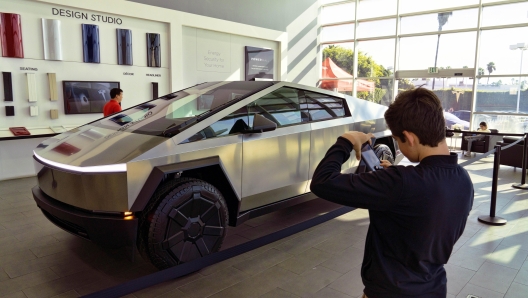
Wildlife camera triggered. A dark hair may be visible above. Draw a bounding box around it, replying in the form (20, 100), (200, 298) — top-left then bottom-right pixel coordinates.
(384, 88), (445, 147)
(479, 122), (487, 127)
(110, 88), (123, 99)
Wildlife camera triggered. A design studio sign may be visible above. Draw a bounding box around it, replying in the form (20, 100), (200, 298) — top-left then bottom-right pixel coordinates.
(51, 8), (123, 25)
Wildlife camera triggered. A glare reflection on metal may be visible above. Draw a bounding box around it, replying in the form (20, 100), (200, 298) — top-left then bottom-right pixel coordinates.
(34, 152), (126, 173)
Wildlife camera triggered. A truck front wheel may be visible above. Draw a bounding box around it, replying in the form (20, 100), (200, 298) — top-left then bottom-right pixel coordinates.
(140, 178), (229, 270)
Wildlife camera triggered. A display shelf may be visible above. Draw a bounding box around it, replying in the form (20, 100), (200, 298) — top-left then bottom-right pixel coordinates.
(0, 125), (76, 141)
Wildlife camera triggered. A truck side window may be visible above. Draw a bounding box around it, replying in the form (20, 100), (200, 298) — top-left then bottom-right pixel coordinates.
(303, 91), (346, 121)
(247, 87), (303, 127)
(181, 107), (249, 143)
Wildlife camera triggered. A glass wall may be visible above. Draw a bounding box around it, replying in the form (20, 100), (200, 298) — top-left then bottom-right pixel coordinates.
(398, 32), (476, 70)
(319, 0), (528, 132)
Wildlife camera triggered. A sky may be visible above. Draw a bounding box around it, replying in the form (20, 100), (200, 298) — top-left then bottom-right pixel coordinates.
(321, 0), (528, 76)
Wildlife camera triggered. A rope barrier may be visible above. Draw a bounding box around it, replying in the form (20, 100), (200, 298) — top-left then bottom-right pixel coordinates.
(458, 136), (525, 168)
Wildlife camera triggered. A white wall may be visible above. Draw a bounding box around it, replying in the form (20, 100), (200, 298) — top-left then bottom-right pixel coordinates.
(182, 27), (279, 87)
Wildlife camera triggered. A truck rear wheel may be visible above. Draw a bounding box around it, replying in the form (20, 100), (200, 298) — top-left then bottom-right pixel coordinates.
(139, 178), (228, 270)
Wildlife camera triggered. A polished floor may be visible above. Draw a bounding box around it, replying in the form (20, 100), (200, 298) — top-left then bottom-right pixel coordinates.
(1, 152), (528, 298)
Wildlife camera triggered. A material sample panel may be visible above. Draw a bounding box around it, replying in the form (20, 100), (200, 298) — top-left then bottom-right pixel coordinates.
(0, 13), (24, 58)
(82, 24), (100, 63)
(50, 109), (58, 119)
(48, 73), (58, 101)
(117, 29), (133, 65)
(146, 33), (160, 67)
(2, 72), (13, 101)
(30, 105), (38, 116)
(27, 73), (37, 102)
(5, 106), (14, 116)
(42, 18), (62, 60)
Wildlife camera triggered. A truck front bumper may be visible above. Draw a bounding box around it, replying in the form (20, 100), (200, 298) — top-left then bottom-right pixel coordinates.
(32, 186), (138, 248)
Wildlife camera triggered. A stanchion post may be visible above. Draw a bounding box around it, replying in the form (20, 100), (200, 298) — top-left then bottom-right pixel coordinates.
(513, 133), (528, 189)
(478, 145), (507, 226)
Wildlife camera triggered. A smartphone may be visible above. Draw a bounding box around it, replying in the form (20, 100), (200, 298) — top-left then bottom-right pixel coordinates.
(361, 143), (381, 172)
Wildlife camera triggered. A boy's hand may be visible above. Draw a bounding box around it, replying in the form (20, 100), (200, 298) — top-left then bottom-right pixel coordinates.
(380, 160), (392, 169)
(340, 131), (374, 160)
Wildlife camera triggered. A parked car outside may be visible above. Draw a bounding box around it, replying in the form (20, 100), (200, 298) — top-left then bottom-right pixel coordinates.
(444, 111), (469, 130)
(452, 110), (470, 122)
(32, 81), (400, 269)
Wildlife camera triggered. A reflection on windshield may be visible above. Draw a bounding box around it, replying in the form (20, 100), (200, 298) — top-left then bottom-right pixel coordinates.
(91, 81), (275, 137)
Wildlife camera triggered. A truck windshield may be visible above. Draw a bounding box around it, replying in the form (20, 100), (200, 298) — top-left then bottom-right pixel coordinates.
(89, 81), (274, 136)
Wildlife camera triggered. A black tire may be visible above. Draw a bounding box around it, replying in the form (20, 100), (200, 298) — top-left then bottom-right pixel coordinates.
(374, 144), (395, 164)
(142, 178), (228, 270)
(137, 177), (198, 262)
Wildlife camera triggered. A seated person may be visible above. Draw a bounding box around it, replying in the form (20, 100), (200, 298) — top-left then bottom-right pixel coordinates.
(464, 121), (491, 157)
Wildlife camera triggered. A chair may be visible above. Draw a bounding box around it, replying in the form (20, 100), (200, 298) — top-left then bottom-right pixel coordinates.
(497, 137), (528, 170)
(461, 129), (500, 155)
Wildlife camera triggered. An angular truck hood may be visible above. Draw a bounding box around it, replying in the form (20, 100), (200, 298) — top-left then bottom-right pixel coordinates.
(34, 124), (169, 168)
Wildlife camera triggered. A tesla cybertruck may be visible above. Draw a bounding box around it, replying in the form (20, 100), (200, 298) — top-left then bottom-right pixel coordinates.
(32, 81), (400, 269)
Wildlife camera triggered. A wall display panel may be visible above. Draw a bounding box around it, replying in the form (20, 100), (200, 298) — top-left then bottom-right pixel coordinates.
(2, 72), (13, 101)
(400, 9), (478, 35)
(116, 29), (133, 65)
(245, 46), (274, 81)
(48, 73), (57, 101)
(146, 33), (160, 67)
(0, 13), (24, 58)
(399, 32), (476, 70)
(82, 24), (100, 63)
(42, 18), (62, 61)
(5, 106), (14, 116)
(26, 73), (37, 102)
(63, 81), (120, 114)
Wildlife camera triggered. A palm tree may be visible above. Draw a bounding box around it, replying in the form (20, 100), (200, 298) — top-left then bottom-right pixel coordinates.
(478, 67), (485, 84)
(432, 12), (453, 89)
(487, 62), (496, 84)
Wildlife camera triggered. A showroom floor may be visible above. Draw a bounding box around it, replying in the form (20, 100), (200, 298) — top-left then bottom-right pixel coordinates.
(1, 152), (528, 298)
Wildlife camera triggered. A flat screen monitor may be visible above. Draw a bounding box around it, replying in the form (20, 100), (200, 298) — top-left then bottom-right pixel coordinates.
(63, 81), (120, 114)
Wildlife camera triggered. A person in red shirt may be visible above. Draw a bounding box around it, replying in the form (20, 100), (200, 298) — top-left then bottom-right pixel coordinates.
(103, 88), (124, 117)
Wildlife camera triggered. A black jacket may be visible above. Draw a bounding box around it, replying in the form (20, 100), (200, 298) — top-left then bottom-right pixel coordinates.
(310, 138), (473, 298)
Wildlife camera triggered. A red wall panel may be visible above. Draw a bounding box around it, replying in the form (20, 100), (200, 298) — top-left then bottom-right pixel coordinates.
(0, 13), (24, 58)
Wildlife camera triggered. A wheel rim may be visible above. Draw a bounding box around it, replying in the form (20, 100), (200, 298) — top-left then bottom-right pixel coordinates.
(161, 188), (225, 264)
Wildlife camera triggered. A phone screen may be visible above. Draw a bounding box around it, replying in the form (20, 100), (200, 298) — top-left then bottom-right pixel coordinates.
(361, 143), (380, 172)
